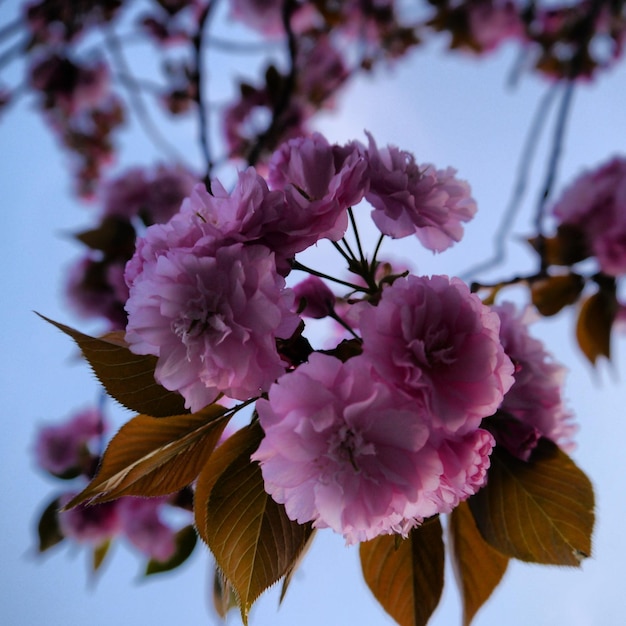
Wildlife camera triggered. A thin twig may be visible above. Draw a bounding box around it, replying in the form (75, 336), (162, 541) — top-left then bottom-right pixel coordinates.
(104, 27), (191, 166)
(247, 0), (298, 166)
(191, 1), (217, 191)
(459, 85), (559, 281)
(291, 260), (368, 292)
(533, 81), (575, 272)
(0, 37), (26, 70)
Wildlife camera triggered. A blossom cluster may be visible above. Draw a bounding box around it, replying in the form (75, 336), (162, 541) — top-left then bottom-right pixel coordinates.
(121, 132), (576, 544)
(551, 156), (626, 277)
(33, 407), (188, 562)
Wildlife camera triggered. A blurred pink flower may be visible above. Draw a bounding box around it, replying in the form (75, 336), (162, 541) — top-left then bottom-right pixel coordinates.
(117, 497), (177, 562)
(34, 408), (104, 476)
(467, 0), (524, 51)
(552, 157), (626, 276)
(359, 275), (514, 435)
(493, 303), (577, 458)
(362, 133), (477, 251)
(58, 493), (119, 545)
(125, 239), (300, 412)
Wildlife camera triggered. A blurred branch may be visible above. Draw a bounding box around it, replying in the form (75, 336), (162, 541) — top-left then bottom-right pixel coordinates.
(247, 0), (298, 167)
(0, 37), (26, 71)
(459, 85), (560, 282)
(191, 1), (217, 191)
(207, 36), (279, 53)
(0, 16), (22, 41)
(532, 81), (575, 272)
(104, 26), (191, 167)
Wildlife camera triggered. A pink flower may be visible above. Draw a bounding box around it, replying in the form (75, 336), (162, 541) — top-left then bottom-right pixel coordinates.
(267, 134), (367, 254)
(253, 353), (495, 544)
(552, 157), (626, 276)
(117, 497), (177, 562)
(34, 408), (104, 476)
(493, 303), (577, 458)
(467, 1), (524, 52)
(359, 275), (514, 435)
(228, 0), (285, 37)
(422, 429), (494, 514)
(58, 493), (119, 545)
(362, 133), (477, 251)
(125, 238), (300, 412)
(253, 354), (435, 544)
(293, 276), (335, 319)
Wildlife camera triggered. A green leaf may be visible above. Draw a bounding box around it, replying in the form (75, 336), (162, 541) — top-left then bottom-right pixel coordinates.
(145, 525), (197, 576)
(93, 539), (112, 572)
(197, 423), (314, 624)
(449, 501), (509, 626)
(468, 439), (594, 566)
(576, 290), (616, 364)
(360, 519), (445, 626)
(37, 496), (64, 553)
(37, 315), (187, 417)
(65, 405), (229, 508)
(530, 273), (584, 316)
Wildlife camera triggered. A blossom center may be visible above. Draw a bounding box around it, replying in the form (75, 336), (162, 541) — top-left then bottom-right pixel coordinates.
(327, 425), (375, 473)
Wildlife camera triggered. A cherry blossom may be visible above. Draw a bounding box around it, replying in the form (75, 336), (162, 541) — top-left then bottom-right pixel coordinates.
(361, 133), (477, 251)
(493, 302), (577, 458)
(125, 236), (300, 411)
(359, 275), (514, 435)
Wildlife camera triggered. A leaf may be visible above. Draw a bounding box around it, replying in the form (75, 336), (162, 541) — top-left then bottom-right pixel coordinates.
(145, 525), (197, 576)
(449, 501), (509, 626)
(66, 405), (229, 508)
(468, 439), (594, 566)
(212, 567), (239, 619)
(279, 529), (316, 604)
(528, 224), (588, 266)
(576, 290), (616, 364)
(530, 273), (584, 316)
(37, 496), (64, 553)
(37, 315), (187, 417)
(197, 422), (314, 624)
(360, 519), (445, 626)
(93, 539), (112, 572)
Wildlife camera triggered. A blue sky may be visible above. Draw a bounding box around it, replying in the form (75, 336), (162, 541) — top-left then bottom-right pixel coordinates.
(2, 1), (626, 624)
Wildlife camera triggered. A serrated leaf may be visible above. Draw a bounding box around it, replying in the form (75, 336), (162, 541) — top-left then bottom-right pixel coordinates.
(37, 315), (187, 416)
(197, 422), (314, 624)
(37, 496), (64, 553)
(279, 529), (316, 604)
(576, 290), (615, 364)
(145, 525), (197, 576)
(531, 273), (584, 316)
(450, 501), (509, 626)
(468, 439), (594, 566)
(212, 567), (239, 619)
(93, 539), (112, 571)
(360, 519), (445, 626)
(66, 405), (229, 508)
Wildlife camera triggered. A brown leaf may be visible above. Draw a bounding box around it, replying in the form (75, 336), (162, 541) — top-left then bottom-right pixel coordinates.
(468, 439), (594, 566)
(212, 567), (238, 619)
(37, 315), (187, 417)
(531, 273), (584, 316)
(360, 519), (445, 626)
(576, 290), (616, 364)
(65, 405), (229, 508)
(93, 539), (112, 572)
(449, 501), (509, 626)
(197, 422), (314, 624)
